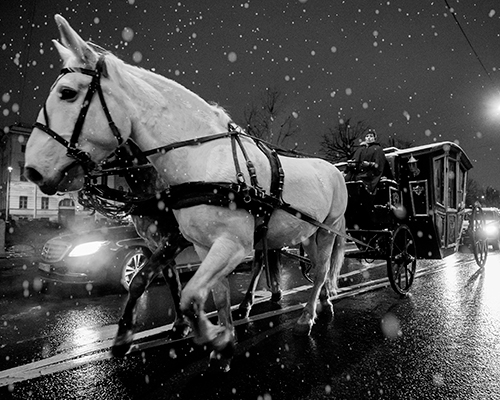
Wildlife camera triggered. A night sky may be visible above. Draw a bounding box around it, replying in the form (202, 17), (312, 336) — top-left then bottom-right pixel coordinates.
(2, 0), (500, 189)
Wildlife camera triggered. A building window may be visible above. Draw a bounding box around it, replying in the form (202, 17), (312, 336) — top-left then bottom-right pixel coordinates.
(19, 163), (27, 182)
(41, 197), (49, 210)
(19, 196), (28, 209)
(21, 145), (26, 153)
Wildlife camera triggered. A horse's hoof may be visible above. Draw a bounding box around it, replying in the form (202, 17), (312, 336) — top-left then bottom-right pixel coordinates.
(270, 291), (282, 303)
(111, 339), (132, 357)
(212, 329), (236, 359)
(111, 328), (134, 357)
(208, 350), (232, 373)
(292, 321), (313, 336)
(169, 322), (191, 340)
(318, 300), (334, 318)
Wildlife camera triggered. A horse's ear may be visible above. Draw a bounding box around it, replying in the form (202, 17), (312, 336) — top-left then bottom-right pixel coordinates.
(54, 14), (97, 66)
(52, 40), (73, 63)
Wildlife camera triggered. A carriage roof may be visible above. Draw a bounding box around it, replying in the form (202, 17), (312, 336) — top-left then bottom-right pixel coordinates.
(384, 141), (473, 171)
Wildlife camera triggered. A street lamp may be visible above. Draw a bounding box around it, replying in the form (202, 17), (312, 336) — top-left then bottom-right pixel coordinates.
(6, 166), (13, 221)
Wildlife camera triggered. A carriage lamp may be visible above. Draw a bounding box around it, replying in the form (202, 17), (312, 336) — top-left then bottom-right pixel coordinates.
(408, 155), (420, 177)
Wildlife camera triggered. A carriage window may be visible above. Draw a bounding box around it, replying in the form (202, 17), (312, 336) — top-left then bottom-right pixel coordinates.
(434, 157), (444, 206)
(458, 164), (466, 206)
(448, 159), (457, 209)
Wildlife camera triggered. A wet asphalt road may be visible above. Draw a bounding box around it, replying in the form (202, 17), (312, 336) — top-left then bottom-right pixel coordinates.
(1, 250), (500, 399)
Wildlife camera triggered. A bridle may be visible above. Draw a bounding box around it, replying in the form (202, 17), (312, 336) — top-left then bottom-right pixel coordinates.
(32, 56), (123, 172)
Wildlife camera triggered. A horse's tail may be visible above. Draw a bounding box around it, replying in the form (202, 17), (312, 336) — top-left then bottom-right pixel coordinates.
(329, 215), (346, 294)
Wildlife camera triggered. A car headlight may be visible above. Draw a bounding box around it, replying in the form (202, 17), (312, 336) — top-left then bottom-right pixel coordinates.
(484, 224), (498, 237)
(68, 241), (109, 257)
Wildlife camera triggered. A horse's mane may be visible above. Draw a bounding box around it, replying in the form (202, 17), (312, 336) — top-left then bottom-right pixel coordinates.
(85, 42), (233, 133)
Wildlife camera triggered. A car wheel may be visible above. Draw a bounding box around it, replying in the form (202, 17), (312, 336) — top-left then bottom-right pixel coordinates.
(121, 248), (149, 291)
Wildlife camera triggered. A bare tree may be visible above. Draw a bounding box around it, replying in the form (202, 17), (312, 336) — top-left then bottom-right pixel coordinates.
(240, 86), (300, 147)
(465, 178), (483, 207)
(320, 117), (371, 163)
(484, 186), (500, 208)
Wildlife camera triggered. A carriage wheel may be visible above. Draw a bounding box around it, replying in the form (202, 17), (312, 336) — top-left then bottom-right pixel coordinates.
(471, 204), (488, 267)
(387, 225), (417, 296)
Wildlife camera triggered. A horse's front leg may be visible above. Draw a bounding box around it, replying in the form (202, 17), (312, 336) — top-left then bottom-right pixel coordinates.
(236, 250), (264, 319)
(112, 257), (160, 357)
(161, 261), (191, 339)
(209, 277), (235, 372)
(237, 249), (282, 319)
(112, 232), (190, 357)
(180, 237), (248, 353)
(268, 249), (282, 302)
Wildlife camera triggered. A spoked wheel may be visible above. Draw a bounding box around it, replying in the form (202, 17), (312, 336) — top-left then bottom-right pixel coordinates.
(471, 204), (488, 267)
(387, 225), (417, 296)
(121, 248), (149, 290)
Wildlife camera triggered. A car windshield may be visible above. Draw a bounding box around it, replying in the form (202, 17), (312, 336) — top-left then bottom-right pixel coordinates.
(483, 210), (499, 221)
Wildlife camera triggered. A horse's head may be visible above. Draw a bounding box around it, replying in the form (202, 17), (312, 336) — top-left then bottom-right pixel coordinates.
(25, 14), (133, 195)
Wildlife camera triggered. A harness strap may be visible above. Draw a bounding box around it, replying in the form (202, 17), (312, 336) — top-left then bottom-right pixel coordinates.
(33, 56), (123, 171)
(141, 132), (235, 157)
(279, 203), (371, 249)
(235, 134), (260, 189)
(230, 134), (246, 185)
(96, 81), (123, 146)
(71, 69), (100, 147)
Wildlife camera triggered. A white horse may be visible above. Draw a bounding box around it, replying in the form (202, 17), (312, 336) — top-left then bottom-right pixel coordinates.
(25, 15), (347, 357)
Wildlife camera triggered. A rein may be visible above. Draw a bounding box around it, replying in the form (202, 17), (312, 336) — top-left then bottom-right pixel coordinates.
(36, 56), (361, 249)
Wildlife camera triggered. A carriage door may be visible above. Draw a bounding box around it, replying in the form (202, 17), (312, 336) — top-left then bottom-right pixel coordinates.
(433, 154), (461, 249)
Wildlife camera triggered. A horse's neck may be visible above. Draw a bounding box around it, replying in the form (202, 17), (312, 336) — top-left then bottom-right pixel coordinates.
(126, 66), (227, 140)
(118, 63), (231, 184)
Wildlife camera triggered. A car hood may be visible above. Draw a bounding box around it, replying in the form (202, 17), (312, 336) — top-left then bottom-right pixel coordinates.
(49, 225), (139, 245)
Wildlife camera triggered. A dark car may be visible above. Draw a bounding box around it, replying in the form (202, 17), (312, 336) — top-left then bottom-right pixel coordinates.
(461, 207), (500, 250)
(38, 224), (210, 291)
(38, 224), (253, 292)
(38, 224), (153, 291)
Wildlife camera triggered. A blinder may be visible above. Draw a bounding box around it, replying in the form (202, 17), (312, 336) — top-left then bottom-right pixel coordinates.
(32, 56), (123, 172)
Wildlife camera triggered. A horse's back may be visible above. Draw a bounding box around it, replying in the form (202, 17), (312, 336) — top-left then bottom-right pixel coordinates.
(280, 156), (347, 212)
(263, 155), (346, 247)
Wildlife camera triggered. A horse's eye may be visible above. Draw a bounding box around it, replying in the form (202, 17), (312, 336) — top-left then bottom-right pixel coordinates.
(59, 88), (78, 101)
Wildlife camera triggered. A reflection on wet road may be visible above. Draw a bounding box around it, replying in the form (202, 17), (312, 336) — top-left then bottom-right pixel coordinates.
(1, 251), (500, 399)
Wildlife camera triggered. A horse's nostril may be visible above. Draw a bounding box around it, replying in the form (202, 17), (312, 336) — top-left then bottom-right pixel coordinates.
(25, 167), (43, 184)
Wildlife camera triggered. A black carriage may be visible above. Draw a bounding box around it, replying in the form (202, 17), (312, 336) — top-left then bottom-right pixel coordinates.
(343, 141), (486, 295)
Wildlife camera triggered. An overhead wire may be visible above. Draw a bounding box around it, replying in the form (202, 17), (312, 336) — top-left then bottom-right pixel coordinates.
(443, 0), (499, 94)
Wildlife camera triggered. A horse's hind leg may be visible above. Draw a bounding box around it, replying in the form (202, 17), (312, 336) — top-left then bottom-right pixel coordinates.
(293, 218), (345, 336)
